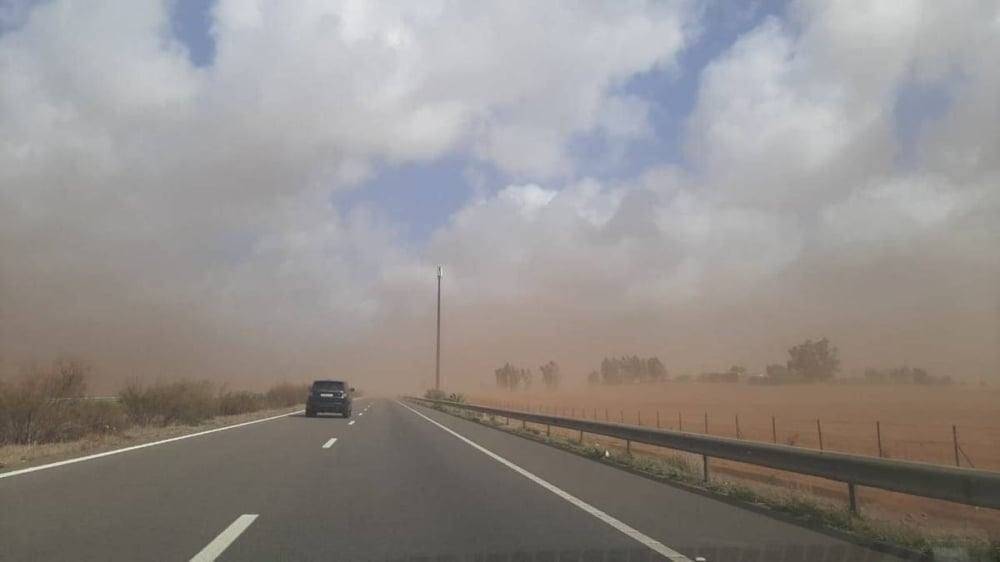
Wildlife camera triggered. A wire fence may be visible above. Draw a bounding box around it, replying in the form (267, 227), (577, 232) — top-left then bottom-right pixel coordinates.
(478, 398), (1000, 471)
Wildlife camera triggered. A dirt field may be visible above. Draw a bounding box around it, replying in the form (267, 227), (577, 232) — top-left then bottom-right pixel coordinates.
(470, 382), (1000, 537)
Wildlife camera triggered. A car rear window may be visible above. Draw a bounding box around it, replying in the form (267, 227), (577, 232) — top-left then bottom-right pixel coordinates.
(312, 381), (345, 391)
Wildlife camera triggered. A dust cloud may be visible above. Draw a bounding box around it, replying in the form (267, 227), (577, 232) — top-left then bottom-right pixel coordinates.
(1, 2), (998, 394)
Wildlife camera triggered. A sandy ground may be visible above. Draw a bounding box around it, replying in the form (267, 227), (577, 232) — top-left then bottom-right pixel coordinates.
(0, 405), (302, 473)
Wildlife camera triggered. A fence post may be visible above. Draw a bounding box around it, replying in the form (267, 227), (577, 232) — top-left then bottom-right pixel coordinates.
(638, 410), (642, 426)
(771, 416), (777, 443)
(735, 414), (741, 440)
(953, 425), (960, 467)
(848, 482), (858, 515)
(571, 407), (575, 418)
(620, 410), (624, 423)
(546, 424), (550, 437)
(656, 410), (661, 429)
(876, 421), (883, 458)
(592, 408), (596, 420)
(679, 412), (683, 432)
(626, 439), (631, 455)
(605, 408), (609, 422)
(704, 412), (709, 434)
(817, 419), (824, 451)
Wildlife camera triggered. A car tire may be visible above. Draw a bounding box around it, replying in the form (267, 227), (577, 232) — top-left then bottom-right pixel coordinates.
(305, 409), (316, 418)
(343, 409), (351, 418)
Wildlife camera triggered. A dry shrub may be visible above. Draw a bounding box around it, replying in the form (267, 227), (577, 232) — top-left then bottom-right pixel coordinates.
(265, 382), (309, 407)
(218, 390), (266, 416)
(0, 360), (127, 445)
(1, 360), (306, 445)
(119, 379), (217, 426)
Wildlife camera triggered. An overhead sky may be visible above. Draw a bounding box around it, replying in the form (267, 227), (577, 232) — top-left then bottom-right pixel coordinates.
(1, 1), (998, 391)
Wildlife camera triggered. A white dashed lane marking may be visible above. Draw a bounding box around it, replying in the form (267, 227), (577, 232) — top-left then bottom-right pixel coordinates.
(189, 514), (258, 562)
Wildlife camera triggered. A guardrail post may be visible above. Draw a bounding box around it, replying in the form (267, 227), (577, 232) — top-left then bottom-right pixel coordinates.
(953, 425), (960, 467)
(579, 429), (584, 444)
(817, 419), (824, 451)
(735, 414), (741, 440)
(546, 424), (550, 437)
(678, 412), (683, 431)
(656, 410), (661, 429)
(848, 482), (858, 515)
(626, 439), (631, 455)
(704, 412), (709, 434)
(702, 455), (709, 482)
(772, 416), (777, 443)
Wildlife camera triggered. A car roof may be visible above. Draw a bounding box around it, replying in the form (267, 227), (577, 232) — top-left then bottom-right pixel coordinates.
(312, 379), (346, 384)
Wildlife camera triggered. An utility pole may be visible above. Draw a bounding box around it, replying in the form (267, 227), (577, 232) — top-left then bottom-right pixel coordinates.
(435, 265), (443, 391)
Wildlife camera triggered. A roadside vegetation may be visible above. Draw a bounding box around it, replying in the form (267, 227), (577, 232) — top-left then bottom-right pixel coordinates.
(0, 359), (308, 447)
(424, 388), (465, 403)
(425, 398), (1000, 562)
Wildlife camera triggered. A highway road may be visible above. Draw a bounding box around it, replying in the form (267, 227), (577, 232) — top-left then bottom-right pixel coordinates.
(0, 398), (905, 561)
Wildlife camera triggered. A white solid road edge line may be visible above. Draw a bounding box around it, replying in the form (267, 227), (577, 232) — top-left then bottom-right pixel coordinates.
(189, 514), (258, 562)
(322, 437), (338, 449)
(397, 401), (691, 562)
(0, 410), (303, 480)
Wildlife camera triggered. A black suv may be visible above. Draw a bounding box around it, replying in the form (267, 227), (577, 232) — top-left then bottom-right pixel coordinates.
(305, 380), (354, 418)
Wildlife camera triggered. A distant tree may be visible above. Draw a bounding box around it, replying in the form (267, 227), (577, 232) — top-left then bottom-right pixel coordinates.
(786, 338), (840, 381)
(763, 363), (796, 384)
(864, 366), (949, 385)
(600, 357), (621, 385)
(494, 363), (518, 390)
(766, 364), (788, 378)
(520, 368), (533, 390)
(647, 357), (668, 382)
(596, 355), (667, 385)
(864, 368), (885, 383)
(494, 363), (535, 391)
(586, 370), (600, 385)
(539, 361), (560, 390)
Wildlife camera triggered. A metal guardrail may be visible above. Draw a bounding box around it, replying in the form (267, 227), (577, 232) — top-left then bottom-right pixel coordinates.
(407, 397), (1000, 512)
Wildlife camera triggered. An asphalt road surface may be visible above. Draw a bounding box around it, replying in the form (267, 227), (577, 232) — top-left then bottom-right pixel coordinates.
(0, 398), (906, 561)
